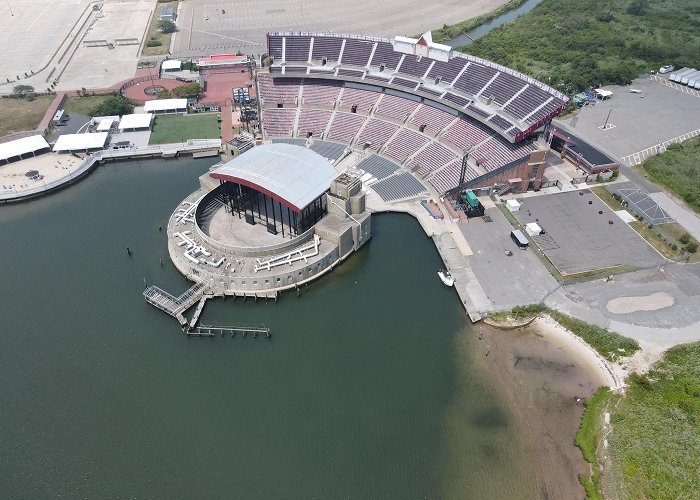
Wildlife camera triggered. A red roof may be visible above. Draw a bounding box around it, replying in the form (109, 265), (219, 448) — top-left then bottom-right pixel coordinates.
(199, 54), (249, 63)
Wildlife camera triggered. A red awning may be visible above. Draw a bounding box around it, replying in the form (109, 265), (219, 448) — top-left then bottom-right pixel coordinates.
(552, 130), (574, 143)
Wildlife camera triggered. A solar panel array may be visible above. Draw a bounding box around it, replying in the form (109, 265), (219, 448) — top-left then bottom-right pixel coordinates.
(355, 155), (400, 180)
(370, 172), (427, 202)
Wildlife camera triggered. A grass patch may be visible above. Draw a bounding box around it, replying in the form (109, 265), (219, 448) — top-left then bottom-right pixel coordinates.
(464, 0), (700, 92)
(0, 95), (54, 137)
(142, 1), (178, 56)
(547, 310), (639, 362)
(63, 95), (115, 117)
(606, 342), (700, 499)
(488, 303), (545, 322)
(638, 137), (700, 213)
(149, 113), (220, 145)
(576, 387), (612, 500)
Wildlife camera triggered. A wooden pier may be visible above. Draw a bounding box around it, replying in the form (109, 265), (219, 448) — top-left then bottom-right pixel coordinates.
(187, 325), (272, 338)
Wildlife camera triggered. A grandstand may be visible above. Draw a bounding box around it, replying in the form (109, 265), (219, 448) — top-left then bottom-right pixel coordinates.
(259, 31), (561, 198)
(265, 32), (567, 141)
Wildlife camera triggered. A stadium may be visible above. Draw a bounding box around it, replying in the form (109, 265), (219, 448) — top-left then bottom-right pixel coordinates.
(163, 30), (568, 298)
(257, 31), (565, 206)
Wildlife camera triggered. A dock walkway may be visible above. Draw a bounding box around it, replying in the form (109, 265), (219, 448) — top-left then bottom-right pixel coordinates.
(433, 232), (493, 322)
(144, 282), (206, 326)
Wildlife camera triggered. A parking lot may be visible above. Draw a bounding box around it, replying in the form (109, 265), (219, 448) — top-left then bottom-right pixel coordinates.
(513, 190), (662, 275)
(171, 0), (509, 57)
(558, 75), (700, 161)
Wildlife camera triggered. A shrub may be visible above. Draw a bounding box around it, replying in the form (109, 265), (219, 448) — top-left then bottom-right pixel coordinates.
(680, 233), (691, 245)
(146, 39), (162, 47)
(158, 19), (176, 34)
(686, 241), (698, 253)
(89, 95), (134, 117)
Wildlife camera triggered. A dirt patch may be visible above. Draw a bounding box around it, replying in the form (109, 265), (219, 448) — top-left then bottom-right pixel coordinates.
(606, 291), (674, 314)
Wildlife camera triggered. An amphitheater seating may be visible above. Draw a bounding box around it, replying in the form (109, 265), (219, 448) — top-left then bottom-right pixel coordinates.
(410, 142), (457, 176)
(327, 112), (367, 143)
(311, 36), (343, 62)
(375, 94), (419, 121)
(337, 68), (365, 78)
(272, 138), (347, 161)
(370, 172), (427, 202)
(302, 81), (342, 105)
(504, 84), (553, 120)
(340, 38), (374, 67)
(262, 108), (297, 137)
(429, 159), (479, 193)
(441, 118), (493, 151)
(488, 114), (514, 133)
(338, 87), (380, 112)
(258, 74), (301, 104)
(481, 73), (526, 105)
(369, 41), (403, 70)
(355, 155), (399, 180)
(285, 36), (311, 62)
(410, 105), (456, 134)
(390, 77), (419, 90)
(427, 58), (467, 84)
(266, 33), (568, 138)
(358, 119), (399, 150)
(383, 128), (429, 163)
(298, 109), (332, 138)
(454, 65), (498, 96)
(398, 55), (433, 79)
(474, 137), (533, 171)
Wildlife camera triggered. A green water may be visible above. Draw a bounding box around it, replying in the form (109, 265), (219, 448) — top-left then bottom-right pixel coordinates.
(0, 158), (535, 498)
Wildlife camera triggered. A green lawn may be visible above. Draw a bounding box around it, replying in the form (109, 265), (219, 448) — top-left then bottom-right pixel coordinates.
(148, 113), (220, 145)
(605, 342), (700, 498)
(0, 95), (54, 137)
(638, 137), (700, 213)
(63, 95), (114, 116)
(142, 1), (178, 56)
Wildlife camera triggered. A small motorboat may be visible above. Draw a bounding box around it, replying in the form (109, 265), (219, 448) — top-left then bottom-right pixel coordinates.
(438, 269), (454, 287)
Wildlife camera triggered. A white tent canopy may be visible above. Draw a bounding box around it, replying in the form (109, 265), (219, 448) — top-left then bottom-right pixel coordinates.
(96, 118), (115, 131)
(506, 199), (521, 212)
(53, 132), (109, 152)
(0, 135), (50, 162)
(525, 222), (542, 236)
(143, 99), (188, 113)
(118, 113), (153, 130)
(161, 60), (182, 71)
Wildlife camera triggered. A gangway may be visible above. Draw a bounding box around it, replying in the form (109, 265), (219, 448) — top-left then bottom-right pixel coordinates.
(254, 235), (321, 272)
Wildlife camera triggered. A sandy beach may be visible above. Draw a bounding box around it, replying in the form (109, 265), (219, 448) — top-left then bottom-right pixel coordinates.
(466, 319), (613, 499)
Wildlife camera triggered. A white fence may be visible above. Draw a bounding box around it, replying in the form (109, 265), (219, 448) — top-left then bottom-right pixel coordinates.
(620, 128), (700, 166)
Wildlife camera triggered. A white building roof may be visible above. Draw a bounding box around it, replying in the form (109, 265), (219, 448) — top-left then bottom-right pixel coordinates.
(96, 118), (115, 131)
(210, 143), (337, 211)
(53, 132), (109, 152)
(0, 135), (50, 162)
(143, 99), (188, 112)
(118, 113), (153, 130)
(161, 60), (182, 71)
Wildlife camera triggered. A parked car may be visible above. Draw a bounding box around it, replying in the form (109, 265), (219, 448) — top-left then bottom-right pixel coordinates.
(659, 65), (674, 74)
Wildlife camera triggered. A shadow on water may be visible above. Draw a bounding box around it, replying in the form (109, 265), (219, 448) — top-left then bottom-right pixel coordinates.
(0, 158), (531, 498)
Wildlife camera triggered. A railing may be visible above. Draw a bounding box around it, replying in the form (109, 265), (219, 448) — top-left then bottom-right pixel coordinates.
(1, 140), (222, 202)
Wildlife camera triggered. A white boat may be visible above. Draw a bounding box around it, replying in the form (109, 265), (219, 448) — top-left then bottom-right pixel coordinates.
(438, 269), (454, 287)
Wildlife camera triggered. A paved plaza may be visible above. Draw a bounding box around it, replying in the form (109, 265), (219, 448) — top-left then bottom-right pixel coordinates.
(558, 75), (700, 161)
(172, 0), (509, 57)
(461, 207), (557, 311)
(513, 190), (662, 275)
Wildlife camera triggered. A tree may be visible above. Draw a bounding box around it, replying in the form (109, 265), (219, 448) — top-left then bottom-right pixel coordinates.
(89, 95), (134, 117)
(12, 84), (35, 98)
(158, 19), (176, 34)
(171, 83), (202, 99)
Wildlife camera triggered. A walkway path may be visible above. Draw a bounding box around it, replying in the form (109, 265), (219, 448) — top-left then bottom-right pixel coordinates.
(649, 192), (700, 241)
